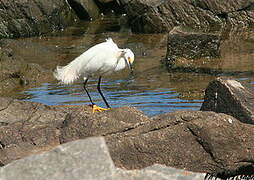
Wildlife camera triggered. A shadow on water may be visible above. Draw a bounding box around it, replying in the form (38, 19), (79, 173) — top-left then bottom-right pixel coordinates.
(15, 16), (254, 116)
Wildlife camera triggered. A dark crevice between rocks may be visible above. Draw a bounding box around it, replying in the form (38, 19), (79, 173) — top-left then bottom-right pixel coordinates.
(30, 139), (37, 146)
(66, 0), (90, 20)
(103, 126), (136, 137)
(188, 124), (254, 179)
(232, 161), (254, 177)
(103, 121), (148, 137)
(24, 104), (41, 123)
(141, 124), (172, 134)
(187, 126), (219, 165)
(217, 12), (228, 20)
(216, 3), (254, 21)
(236, 3), (254, 12)
(0, 99), (13, 112)
(140, 118), (187, 135)
(0, 141), (5, 149)
(186, 125), (236, 179)
(196, 1), (254, 21)
(9, 72), (21, 79)
(94, 0), (125, 15)
(205, 173), (254, 180)
(0, 122), (9, 126)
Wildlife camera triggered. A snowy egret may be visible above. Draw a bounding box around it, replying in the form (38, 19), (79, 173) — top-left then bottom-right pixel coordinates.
(54, 38), (135, 112)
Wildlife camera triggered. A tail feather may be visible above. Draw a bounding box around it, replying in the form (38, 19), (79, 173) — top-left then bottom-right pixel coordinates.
(53, 64), (79, 84)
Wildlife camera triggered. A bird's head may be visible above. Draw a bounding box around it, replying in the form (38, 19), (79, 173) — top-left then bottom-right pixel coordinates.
(123, 48), (135, 71)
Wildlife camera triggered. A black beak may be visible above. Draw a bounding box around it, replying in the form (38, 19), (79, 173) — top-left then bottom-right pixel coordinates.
(129, 63), (134, 73)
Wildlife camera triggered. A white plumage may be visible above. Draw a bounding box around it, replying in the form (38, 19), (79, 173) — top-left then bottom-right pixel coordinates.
(54, 38), (134, 84)
(54, 38), (135, 112)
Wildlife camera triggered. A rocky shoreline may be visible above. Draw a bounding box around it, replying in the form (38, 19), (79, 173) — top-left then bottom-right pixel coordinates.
(120, 0), (254, 33)
(1, 78), (254, 179)
(0, 0), (253, 38)
(0, 0), (254, 179)
(0, 137), (206, 180)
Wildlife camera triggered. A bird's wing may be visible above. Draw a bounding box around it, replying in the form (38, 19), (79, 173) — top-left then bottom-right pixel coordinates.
(54, 39), (120, 83)
(75, 41), (120, 77)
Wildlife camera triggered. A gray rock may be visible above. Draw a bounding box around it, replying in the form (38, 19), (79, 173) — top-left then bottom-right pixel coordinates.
(163, 27), (221, 75)
(0, 0), (77, 38)
(201, 77), (254, 124)
(116, 164), (205, 180)
(0, 136), (205, 180)
(107, 110), (254, 178)
(0, 137), (115, 180)
(0, 102), (149, 165)
(1, 96), (254, 178)
(59, 106), (151, 143)
(0, 97), (68, 124)
(119, 0), (254, 33)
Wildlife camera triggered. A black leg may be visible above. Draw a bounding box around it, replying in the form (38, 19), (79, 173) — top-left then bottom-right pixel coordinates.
(97, 76), (111, 108)
(83, 78), (94, 105)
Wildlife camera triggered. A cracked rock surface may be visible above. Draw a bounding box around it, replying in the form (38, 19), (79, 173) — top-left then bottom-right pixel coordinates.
(0, 137), (205, 180)
(0, 102), (149, 166)
(107, 110), (254, 177)
(0, 0), (77, 38)
(119, 0), (254, 33)
(1, 91), (254, 178)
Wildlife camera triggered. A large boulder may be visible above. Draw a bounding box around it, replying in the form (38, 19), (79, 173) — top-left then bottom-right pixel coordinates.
(164, 29), (254, 90)
(0, 97), (70, 124)
(1, 96), (254, 178)
(0, 0), (77, 38)
(0, 137), (115, 180)
(0, 100), (149, 165)
(0, 137), (205, 180)
(59, 106), (150, 143)
(106, 110), (254, 178)
(119, 0), (254, 33)
(201, 77), (254, 124)
(165, 27), (221, 62)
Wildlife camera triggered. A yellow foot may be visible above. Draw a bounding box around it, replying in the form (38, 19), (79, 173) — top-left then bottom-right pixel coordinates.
(90, 104), (110, 113)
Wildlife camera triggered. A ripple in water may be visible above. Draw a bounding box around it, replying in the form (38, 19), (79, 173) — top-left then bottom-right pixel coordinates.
(21, 80), (202, 116)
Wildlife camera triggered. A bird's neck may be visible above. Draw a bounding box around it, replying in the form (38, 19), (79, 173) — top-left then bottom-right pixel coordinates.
(115, 57), (127, 71)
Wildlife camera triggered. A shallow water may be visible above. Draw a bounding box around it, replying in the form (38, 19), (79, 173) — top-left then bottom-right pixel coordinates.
(16, 17), (254, 116)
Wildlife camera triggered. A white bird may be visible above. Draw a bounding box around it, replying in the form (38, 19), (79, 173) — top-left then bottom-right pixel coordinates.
(54, 38), (135, 112)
